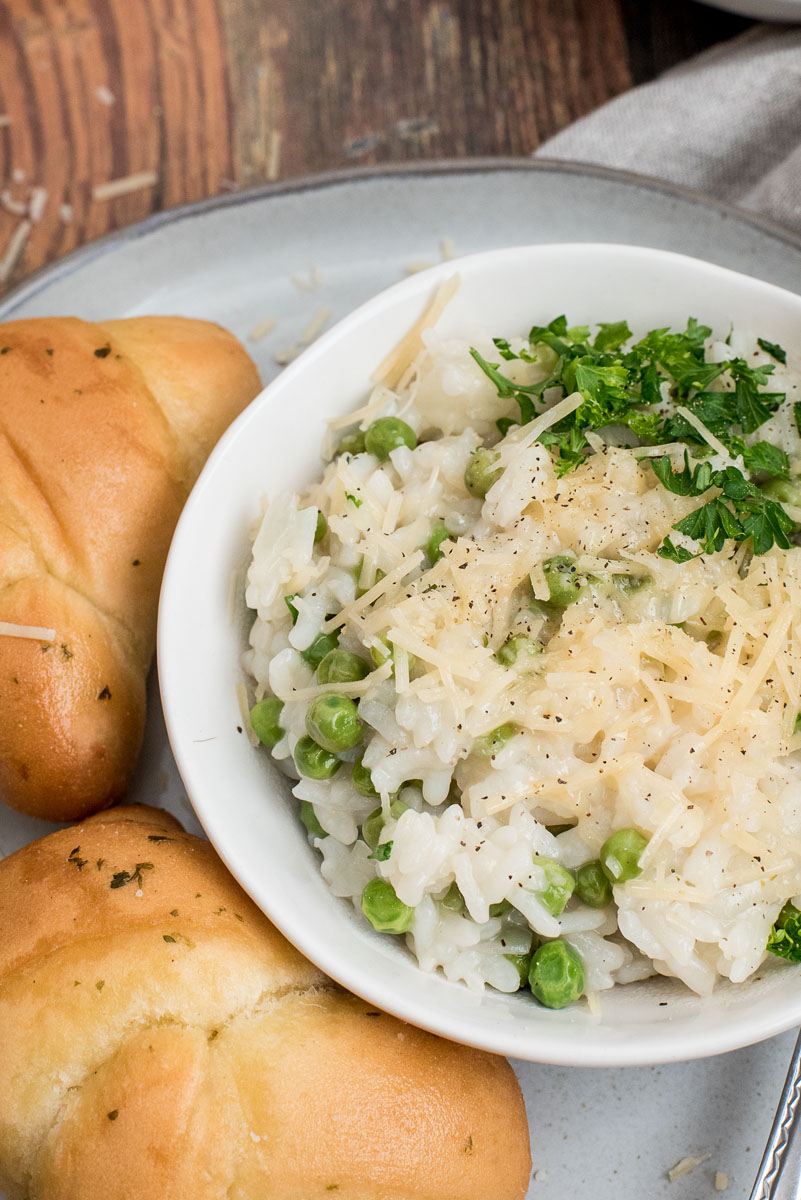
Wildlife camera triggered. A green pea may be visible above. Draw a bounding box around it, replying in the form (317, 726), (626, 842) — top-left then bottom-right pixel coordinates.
(300, 800), (327, 839)
(464, 447), (501, 498)
(370, 638), (392, 669)
(439, 882), (464, 912)
(546, 823), (575, 837)
(473, 722), (516, 757)
(361, 878), (415, 934)
(614, 573), (650, 595)
(317, 649), (370, 684)
(362, 799), (408, 850)
(351, 754), (379, 798)
(426, 521), (453, 564)
(294, 736), (341, 780)
(543, 554), (588, 606)
(336, 429), (366, 456)
(489, 899), (512, 917)
(364, 417), (417, 461)
(249, 696), (284, 749)
(314, 510), (328, 543)
(528, 596), (558, 622)
(575, 860), (613, 908)
(496, 634), (542, 668)
(306, 693), (362, 753)
(369, 638), (415, 677)
(763, 478), (801, 507)
(535, 858), (575, 917)
(528, 940), (585, 1009)
(505, 950), (534, 988)
(600, 828), (649, 884)
(300, 631), (340, 670)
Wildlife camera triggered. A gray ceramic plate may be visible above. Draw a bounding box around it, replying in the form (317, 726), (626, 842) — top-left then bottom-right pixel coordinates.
(2, 160), (801, 1199)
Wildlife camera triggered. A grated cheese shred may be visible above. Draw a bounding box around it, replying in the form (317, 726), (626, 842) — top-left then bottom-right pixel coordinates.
(0, 621), (57, 641)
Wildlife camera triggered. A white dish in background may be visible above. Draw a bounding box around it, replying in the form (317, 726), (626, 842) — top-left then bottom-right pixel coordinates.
(4, 164), (801, 1198)
(159, 241), (801, 1071)
(700, 0), (800, 20)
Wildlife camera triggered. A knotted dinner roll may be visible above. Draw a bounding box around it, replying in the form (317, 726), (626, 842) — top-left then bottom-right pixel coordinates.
(0, 805), (531, 1200)
(0, 317), (261, 821)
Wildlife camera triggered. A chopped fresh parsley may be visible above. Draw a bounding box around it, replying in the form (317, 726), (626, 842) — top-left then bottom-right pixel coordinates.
(766, 902), (801, 961)
(470, 316), (796, 559)
(654, 457), (794, 560)
(730, 439), (789, 480)
(758, 337), (787, 365)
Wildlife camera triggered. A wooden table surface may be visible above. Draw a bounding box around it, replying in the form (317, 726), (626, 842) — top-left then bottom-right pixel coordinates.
(0, 0), (750, 295)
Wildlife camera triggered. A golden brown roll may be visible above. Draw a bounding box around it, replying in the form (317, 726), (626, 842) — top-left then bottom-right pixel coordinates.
(0, 317), (261, 821)
(0, 805), (532, 1200)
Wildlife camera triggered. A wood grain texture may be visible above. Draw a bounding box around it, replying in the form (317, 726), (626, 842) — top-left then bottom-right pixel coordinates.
(0, 0), (751, 292)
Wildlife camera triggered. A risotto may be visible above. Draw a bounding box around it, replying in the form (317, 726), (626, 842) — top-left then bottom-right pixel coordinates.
(242, 303), (801, 1009)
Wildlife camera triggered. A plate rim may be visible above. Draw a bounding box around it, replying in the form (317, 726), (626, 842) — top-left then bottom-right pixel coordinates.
(2, 156), (801, 318)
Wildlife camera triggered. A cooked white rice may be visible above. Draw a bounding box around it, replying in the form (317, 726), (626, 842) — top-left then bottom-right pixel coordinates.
(242, 308), (801, 1006)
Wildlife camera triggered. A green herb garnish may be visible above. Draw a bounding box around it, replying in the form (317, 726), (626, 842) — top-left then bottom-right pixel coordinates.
(68, 846), (88, 871)
(652, 456), (794, 560)
(767, 902), (801, 961)
(758, 337), (787, 364)
(472, 316), (796, 558)
(110, 862), (154, 890)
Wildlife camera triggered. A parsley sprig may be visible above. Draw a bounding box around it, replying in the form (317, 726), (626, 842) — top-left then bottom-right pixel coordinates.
(767, 901), (801, 962)
(470, 317), (796, 559)
(653, 453), (794, 560)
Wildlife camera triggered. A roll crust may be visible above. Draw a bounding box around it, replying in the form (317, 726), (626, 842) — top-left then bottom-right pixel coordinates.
(0, 805), (532, 1200)
(0, 317), (261, 820)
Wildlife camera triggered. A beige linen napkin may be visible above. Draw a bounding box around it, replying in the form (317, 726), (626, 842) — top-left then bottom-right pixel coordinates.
(537, 25), (801, 235)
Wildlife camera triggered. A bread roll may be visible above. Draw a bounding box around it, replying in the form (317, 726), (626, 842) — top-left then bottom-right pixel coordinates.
(0, 317), (261, 821)
(0, 805), (532, 1200)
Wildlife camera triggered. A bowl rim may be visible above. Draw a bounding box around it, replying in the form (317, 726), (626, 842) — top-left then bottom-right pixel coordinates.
(159, 241), (801, 1066)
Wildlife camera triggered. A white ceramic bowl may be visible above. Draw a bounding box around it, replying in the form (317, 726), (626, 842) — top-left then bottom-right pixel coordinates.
(159, 243), (801, 1067)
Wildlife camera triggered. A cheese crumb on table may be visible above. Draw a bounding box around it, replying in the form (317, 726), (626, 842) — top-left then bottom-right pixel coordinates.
(667, 1153), (711, 1182)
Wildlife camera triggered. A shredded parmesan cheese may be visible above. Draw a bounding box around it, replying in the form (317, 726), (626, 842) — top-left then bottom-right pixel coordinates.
(0, 622), (57, 641)
(0, 190), (27, 216)
(667, 1153), (710, 1182)
(675, 405), (731, 459)
(323, 551), (424, 632)
(0, 219), (31, 283)
(28, 186), (47, 224)
(404, 259), (435, 275)
(371, 275), (460, 389)
(92, 171), (158, 201)
(274, 307), (331, 367)
(236, 682), (260, 747)
(247, 315), (277, 343)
